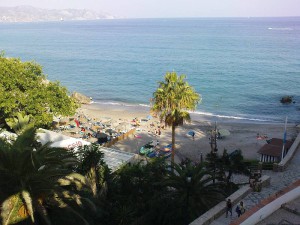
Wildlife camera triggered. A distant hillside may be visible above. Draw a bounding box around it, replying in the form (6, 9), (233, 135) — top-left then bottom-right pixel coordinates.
(0, 5), (115, 22)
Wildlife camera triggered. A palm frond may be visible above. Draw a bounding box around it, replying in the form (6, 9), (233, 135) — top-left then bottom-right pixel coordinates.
(21, 190), (34, 223)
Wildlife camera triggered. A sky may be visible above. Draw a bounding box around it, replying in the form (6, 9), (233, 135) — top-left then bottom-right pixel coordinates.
(0, 0), (299, 18)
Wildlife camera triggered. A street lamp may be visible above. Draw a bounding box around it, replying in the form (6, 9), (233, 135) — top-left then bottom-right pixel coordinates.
(186, 176), (192, 183)
(209, 121), (218, 153)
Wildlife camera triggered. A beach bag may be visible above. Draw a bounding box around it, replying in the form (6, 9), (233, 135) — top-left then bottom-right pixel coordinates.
(241, 207), (246, 214)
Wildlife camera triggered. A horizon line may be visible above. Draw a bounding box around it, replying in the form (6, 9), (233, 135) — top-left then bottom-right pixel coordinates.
(0, 5), (299, 19)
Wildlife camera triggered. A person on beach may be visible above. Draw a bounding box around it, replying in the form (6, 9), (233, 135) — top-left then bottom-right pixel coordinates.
(225, 199), (232, 218)
(191, 131), (195, 140)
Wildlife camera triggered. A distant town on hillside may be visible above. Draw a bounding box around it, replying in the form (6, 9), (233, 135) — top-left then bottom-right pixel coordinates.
(0, 5), (115, 22)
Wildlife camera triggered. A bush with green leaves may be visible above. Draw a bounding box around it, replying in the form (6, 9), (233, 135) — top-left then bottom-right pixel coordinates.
(0, 54), (79, 128)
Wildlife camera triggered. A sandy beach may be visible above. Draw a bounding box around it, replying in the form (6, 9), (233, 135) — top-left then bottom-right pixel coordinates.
(72, 103), (298, 162)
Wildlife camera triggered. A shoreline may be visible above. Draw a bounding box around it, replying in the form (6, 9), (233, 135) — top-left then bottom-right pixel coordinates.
(76, 103), (299, 161)
(88, 101), (296, 125)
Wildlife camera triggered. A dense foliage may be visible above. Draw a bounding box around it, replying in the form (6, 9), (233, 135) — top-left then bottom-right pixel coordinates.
(0, 128), (240, 225)
(0, 128), (95, 225)
(151, 72), (201, 163)
(205, 149), (251, 186)
(0, 55), (78, 128)
(0, 64), (244, 224)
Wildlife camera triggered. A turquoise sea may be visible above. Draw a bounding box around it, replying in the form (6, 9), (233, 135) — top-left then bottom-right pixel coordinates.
(0, 17), (299, 123)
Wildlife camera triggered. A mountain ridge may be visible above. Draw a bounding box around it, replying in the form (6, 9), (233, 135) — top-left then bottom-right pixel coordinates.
(0, 5), (115, 22)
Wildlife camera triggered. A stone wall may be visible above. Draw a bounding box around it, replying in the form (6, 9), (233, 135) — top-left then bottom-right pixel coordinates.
(189, 175), (270, 225)
(104, 128), (136, 147)
(276, 132), (300, 171)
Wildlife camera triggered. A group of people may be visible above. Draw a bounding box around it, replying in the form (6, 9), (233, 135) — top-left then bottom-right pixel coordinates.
(155, 128), (162, 136)
(147, 121), (163, 137)
(225, 199), (246, 218)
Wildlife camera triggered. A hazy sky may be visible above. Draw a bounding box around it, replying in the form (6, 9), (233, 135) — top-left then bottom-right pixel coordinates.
(1, 0), (299, 18)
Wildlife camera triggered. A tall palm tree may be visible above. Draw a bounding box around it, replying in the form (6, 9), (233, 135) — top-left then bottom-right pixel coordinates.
(162, 160), (225, 225)
(0, 128), (94, 225)
(151, 72), (201, 164)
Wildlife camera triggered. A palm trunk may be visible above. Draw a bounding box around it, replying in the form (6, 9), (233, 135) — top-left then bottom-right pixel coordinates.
(226, 170), (233, 184)
(171, 124), (176, 165)
(90, 166), (98, 197)
(34, 200), (51, 225)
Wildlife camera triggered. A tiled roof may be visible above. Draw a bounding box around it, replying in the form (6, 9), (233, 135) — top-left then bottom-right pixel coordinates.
(257, 138), (293, 157)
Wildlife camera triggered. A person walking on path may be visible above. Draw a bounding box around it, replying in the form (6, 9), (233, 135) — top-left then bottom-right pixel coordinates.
(225, 199), (232, 218)
(236, 201), (245, 217)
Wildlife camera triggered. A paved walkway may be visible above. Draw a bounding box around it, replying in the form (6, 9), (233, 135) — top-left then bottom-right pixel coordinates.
(211, 145), (300, 225)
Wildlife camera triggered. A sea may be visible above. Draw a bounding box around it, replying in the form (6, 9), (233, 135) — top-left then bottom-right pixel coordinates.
(0, 17), (299, 123)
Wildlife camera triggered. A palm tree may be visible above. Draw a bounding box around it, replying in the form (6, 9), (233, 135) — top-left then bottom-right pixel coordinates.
(76, 144), (110, 198)
(151, 72), (201, 164)
(104, 158), (169, 225)
(162, 160), (225, 225)
(0, 128), (95, 225)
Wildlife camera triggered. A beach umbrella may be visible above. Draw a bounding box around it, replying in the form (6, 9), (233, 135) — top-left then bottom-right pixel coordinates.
(96, 132), (108, 139)
(146, 115), (153, 120)
(105, 128), (117, 135)
(74, 119), (80, 127)
(103, 122), (112, 127)
(95, 121), (105, 128)
(102, 117), (112, 122)
(188, 130), (195, 136)
(115, 122), (129, 131)
(218, 129), (230, 137)
(95, 132), (108, 144)
(50, 138), (91, 150)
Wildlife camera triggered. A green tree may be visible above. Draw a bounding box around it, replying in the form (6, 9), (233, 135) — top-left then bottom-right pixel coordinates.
(76, 144), (110, 198)
(5, 112), (31, 134)
(151, 72), (201, 164)
(206, 149), (250, 185)
(221, 149), (251, 184)
(0, 128), (94, 225)
(161, 160), (225, 225)
(0, 55), (79, 128)
(105, 158), (168, 225)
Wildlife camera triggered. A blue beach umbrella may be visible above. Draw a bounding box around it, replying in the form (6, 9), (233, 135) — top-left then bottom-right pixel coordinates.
(147, 115), (153, 120)
(188, 130), (195, 136)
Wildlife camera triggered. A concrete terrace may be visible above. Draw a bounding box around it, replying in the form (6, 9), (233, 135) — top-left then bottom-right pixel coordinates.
(209, 143), (300, 225)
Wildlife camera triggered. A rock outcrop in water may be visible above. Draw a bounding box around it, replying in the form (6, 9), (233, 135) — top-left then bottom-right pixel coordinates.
(71, 92), (92, 104)
(280, 96), (294, 104)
